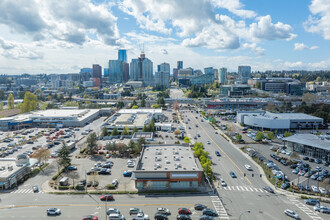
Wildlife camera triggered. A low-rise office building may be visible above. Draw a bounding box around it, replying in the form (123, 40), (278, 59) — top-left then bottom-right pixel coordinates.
(284, 134), (330, 162)
(237, 111), (324, 131)
(133, 144), (203, 190)
(206, 98), (268, 110)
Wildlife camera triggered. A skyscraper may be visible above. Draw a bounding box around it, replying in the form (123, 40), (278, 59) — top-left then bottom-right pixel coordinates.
(204, 67), (213, 75)
(109, 60), (123, 83)
(158, 62), (170, 73)
(122, 62), (129, 83)
(177, 61), (183, 70)
(129, 52), (153, 86)
(238, 66), (251, 84)
(104, 68), (109, 77)
(92, 64), (102, 87)
(118, 49), (127, 63)
(155, 71), (170, 88)
(219, 68), (227, 84)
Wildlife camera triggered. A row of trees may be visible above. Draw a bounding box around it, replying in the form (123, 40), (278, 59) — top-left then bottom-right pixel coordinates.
(106, 138), (146, 155)
(192, 143), (213, 180)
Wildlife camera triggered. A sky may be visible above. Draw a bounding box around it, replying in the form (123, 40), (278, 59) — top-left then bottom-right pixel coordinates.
(0, 0), (330, 74)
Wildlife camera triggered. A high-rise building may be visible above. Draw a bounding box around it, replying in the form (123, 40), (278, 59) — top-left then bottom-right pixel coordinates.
(123, 62), (129, 83)
(204, 67), (213, 75)
(158, 63), (170, 73)
(109, 60), (123, 83)
(79, 68), (92, 82)
(92, 64), (102, 87)
(173, 68), (178, 81)
(155, 71), (170, 88)
(219, 68), (228, 84)
(238, 66), (251, 84)
(129, 52), (153, 86)
(177, 61), (183, 70)
(104, 68), (109, 77)
(213, 69), (219, 80)
(118, 49), (127, 63)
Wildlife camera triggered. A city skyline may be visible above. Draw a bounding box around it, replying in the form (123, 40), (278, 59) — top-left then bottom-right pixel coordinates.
(0, 0), (330, 74)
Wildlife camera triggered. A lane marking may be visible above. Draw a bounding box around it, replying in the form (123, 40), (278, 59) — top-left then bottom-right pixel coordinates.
(190, 112), (252, 185)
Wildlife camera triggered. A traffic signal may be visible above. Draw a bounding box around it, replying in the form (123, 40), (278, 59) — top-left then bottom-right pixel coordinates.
(244, 173), (246, 177)
(252, 174), (254, 177)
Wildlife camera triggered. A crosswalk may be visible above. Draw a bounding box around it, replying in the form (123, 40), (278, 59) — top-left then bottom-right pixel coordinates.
(210, 196), (229, 219)
(287, 197), (323, 220)
(10, 188), (44, 194)
(220, 185), (265, 193)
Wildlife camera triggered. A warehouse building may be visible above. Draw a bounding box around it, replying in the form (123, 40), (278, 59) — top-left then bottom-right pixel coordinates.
(284, 134), (330, 162)
(237, 111), (324, 131)
(133, 144), (203, 190)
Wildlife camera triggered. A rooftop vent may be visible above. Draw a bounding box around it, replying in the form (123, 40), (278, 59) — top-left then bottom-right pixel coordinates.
(192, 167), (195, 170)
(183, 167), (186, 170)
(165, 167), (168, 170)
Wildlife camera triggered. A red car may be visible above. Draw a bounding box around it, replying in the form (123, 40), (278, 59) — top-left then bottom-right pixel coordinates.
(178, 208), (191, 214)
(100, 194), (114, 201)
(82, 215), (98, 220)
(242, 131), (247, 133)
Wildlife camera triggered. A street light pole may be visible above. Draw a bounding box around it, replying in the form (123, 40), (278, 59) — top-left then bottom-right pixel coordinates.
(239, 210), (251, 220)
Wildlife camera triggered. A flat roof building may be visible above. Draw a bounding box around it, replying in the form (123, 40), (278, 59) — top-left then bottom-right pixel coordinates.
(237, 111), (324, 131)
(206, 98), (269, 111)
(133, 144), (203, 190)
(284, 134), (330, 162)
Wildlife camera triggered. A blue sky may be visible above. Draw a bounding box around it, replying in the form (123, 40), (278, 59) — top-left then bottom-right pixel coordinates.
(0, 0), (329, 74)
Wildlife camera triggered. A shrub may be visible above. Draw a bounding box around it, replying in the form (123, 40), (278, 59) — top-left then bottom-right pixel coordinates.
(31, 168), (41, 176)
(106, 184), (116, 190)
(80, 147), (87, 154)
(75, 184), (85, 190)
(58, 186), (69, 190)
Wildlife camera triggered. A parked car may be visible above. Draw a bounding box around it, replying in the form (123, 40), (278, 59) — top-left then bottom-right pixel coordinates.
(194, 204), (207, 210)
(154, 213), (168, 220)
(284, 209), (300, 219)
(112, 179), (119, 187)
(314, 206), (330, 214)
(131, 213), (150, 220)
(108, 214), (125, 220)
(107, 208), (120, 215)
(98, 168), (111, 175)
(123, 170), (132, 177)
(82, 215), (98, 220)
(199, 215), (214, 220)
(176, 214), (191, 220)
(156, 208), (171, 215)
(67, 165), (77, 171)
(100, 194), (114, 201)
(129, 208), (143, 215)
(47, 208), (61, 216)
(281, 182), (290, 190)
(311, 185), (320, 193)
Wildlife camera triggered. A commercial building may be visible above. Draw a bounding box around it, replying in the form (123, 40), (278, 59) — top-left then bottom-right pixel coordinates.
(133, 144), (203, 190)
(103, 109), (165, 133)
(284, 134), (330, 162)
(220, 84), (252, 97)
(132, 132), (153, 141)
(122, 62), (129, 83)
(92, 64), (102, 87)
(177, 61), (183, 70)
(0, 109), (103, 130)
(157, 63), (170, 73)
(204, 67), (213, 75)
(191, 74), (214, 86)
(178, 68), (194, 86)
(238, 66), (251, 84)
(237, 111), (324, 131)
(108, 60), (123, 83)
(206, 98), (269, 110)
(306, 81), (329, 92)
(155, 71), (170, 88)
(219, 68), (227, 84)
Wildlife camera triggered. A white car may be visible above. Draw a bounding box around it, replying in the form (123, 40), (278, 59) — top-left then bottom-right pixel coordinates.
(319, 187), (327, 194)
(109, 213), (125, 220)
(245, 164), (253, 171)
(112, 179), (118, 187)
(131, 213), (150, 220)
(127, 162), (135, 168)
(220, 179), (227, 187)
(284, 209), (300, 219)
(47, 208), (61, 216)
(311, 185), (320, 193)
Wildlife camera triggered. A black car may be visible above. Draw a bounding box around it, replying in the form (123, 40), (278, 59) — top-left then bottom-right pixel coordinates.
(176, 214), (191, 220)
(98, 168), (111, 175)
(290, 164), (297, 169)
(281, 182), (290, 190)
(202, 209), (218, 217)
(215, 151), (221, 157)
(263, 186), (274, 193)
(194, 204), (207, 210)
(154, 213), (169, 220)
(303, 156), (309, 160)
(315, 159), (322, 164)
(309, 158), (315, 163)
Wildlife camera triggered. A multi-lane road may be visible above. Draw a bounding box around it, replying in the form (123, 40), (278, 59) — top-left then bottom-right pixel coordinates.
(183, 110), (327, 220)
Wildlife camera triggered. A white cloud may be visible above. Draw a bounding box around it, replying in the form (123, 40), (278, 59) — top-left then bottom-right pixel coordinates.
(250, 15), (297, 41)
(283, 59), (330, 70)
(0, 37), (43, 60)
(211, 0), (256, 18)
(304, 0), (330, 40)
(294, 43), (319, 51)
(0, 0), (120, 45)
(242, 43), (265, 56)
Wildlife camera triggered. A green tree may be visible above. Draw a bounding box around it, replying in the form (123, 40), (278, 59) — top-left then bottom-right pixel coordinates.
(236, 134), (242, 141)
(284, 131), (292, 137)
(131, 100), (138, 108)
(152, 104), (160, 109)
(267, 132), (275, 140)
(184, 137), (190, 143)
(7, 93), (14, 109)
(57, 142), (71, 168)
(132, 126), (138, 134)
(86, 132), (98, 155)
(117, 101), (125, 109)
(201, 111), (205, 116)
(136, 137), (146, 150)
(122, 126), (129, 135)
(127, 140), (135, 152)
(132, 105), (139, 109)
(0, 101), (3, 110)
(157, 97), (165, 108)
(316, 131), (322, 135)
(20, 91), (38, 113)
(111, 127), (119, 136)
(211, 117), (216, 124)
(141, 97), (146, 107)
(0, 90), (4, 100)
(142, 125), (148, 132)
(101, 127), (109, 137)
(256, 131), (264, 141)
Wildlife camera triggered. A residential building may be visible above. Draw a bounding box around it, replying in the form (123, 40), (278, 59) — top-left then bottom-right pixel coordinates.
(204, 67), (213, 75)
(122, 62), (129, 83)
(92, 64), (102, 87)
(129, 52), (153, 86)
(219, 68), (228, 84)
(238, 66), (251, 84)
(109, 60), (123, 83)
(213, 69), (219, 80)
(118, 49), (127, 63)
(134, 144), (203, 190)
(178, 68), (194, 86)
(173, 68), (178, 81)
(158, 62), (170, 73)
(155, 71), (170, 88)
(177, 61), (183, 70)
